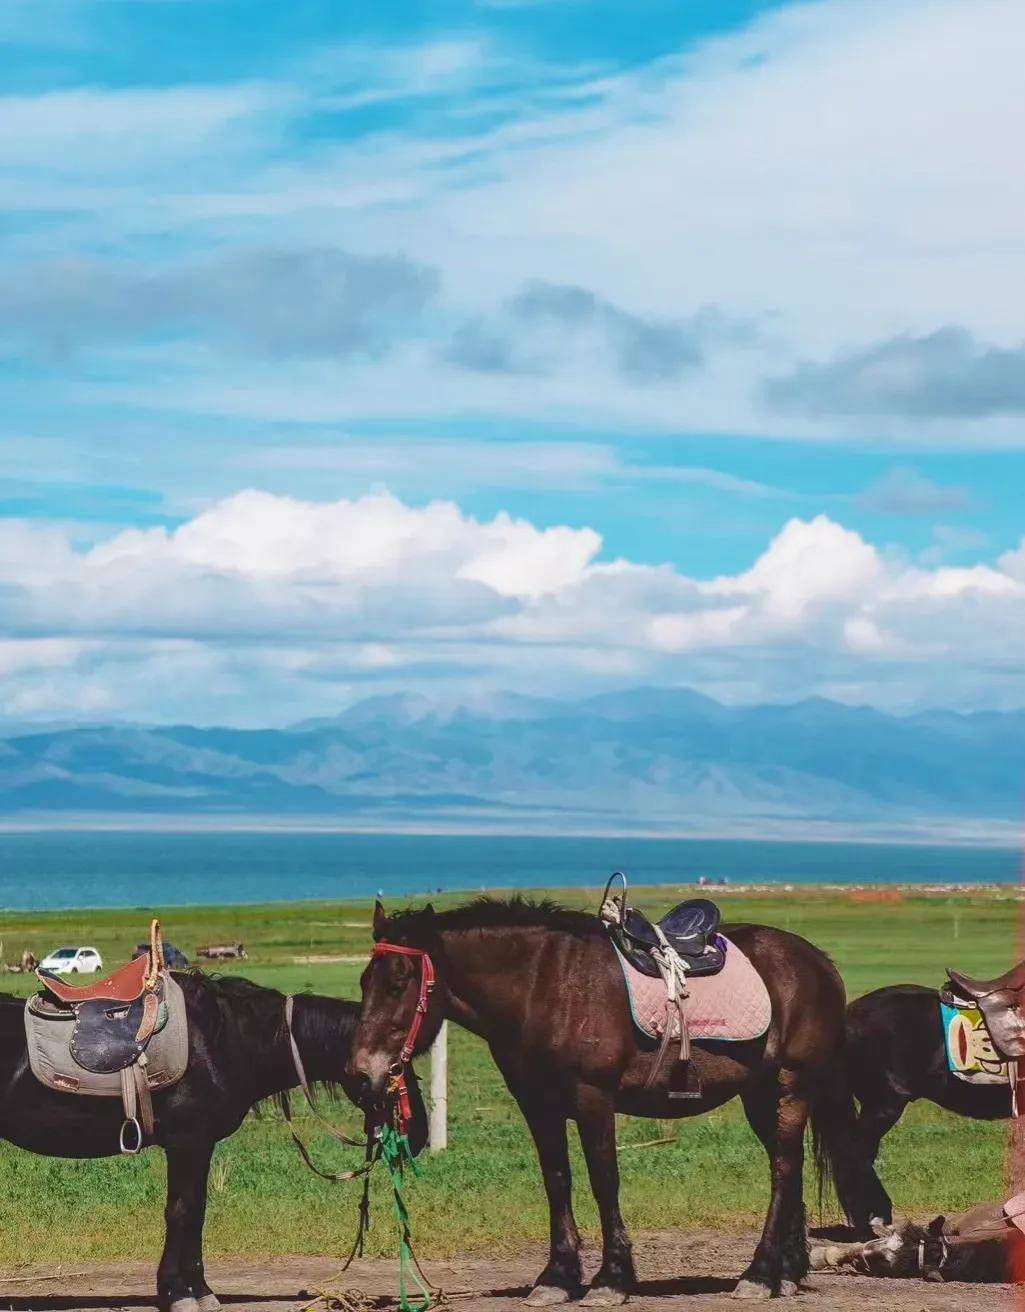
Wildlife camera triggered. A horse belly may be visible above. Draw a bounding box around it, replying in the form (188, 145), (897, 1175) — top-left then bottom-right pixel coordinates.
(615, 1042), (751, 1117)
(615, 1083), (738, 1119)
(0, 1068), (136, 1158)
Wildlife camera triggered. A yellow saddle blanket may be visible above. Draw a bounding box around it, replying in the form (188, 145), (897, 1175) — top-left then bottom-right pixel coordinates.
(941, 996), (1009, 1085)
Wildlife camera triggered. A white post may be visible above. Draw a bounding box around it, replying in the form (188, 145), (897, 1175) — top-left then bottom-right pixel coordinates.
(429, 1020), (448, 1151)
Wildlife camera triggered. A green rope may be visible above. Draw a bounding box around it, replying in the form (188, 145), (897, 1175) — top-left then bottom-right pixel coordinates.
(377, 1125), (436, 1312)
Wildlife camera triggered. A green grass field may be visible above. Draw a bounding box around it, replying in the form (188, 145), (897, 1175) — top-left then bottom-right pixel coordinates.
(0, 884), (1018, 1266)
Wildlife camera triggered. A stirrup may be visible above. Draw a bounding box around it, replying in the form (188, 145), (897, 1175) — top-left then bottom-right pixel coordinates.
(667, 1062), (703, 1101)
(120, 1116), (144, 1155)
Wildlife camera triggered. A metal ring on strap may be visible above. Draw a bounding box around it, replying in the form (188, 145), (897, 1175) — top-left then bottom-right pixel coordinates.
(120, 1116), (143, 1155)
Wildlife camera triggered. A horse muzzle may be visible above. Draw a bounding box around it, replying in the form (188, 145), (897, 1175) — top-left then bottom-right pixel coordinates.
(346, 1049), (394, 1104)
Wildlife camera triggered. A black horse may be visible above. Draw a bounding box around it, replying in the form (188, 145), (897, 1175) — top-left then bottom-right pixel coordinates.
(0, 973), (425, 1312)
(839, 984), (1013, 1232)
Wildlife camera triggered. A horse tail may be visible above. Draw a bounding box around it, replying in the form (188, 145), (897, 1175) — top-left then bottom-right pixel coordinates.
(809, 1052), (862, 1223)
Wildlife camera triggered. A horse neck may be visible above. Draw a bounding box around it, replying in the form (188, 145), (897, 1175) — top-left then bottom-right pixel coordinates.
(267, 993), (358, 1098)
(437, 926), (548, 1038)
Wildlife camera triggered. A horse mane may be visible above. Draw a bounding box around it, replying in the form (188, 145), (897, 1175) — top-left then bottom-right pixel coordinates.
(186, 973), (360, 1114)
(178, 971), (358, 1088)
(384, 895), (597, 941)
(187, 970), (279, 1001)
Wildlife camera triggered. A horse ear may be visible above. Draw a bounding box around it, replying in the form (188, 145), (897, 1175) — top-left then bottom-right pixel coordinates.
(927, 1215), (946, 1236)
(423, 902), (436, 918)
(373, 900), (387, 938)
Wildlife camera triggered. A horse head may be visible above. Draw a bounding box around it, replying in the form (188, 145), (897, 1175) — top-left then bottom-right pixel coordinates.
(347, 901), (447, 1117)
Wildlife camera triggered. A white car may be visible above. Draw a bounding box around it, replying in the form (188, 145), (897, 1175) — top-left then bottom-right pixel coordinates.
(39, 946), (104, 975)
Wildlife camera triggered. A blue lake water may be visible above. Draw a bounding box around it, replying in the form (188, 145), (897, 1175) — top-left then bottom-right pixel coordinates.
(0, 830), (1019, 909)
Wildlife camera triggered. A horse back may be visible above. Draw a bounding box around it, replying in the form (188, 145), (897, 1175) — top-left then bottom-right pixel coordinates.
(717, 922), (847, 1065)
(846, 983), (1013, 1118)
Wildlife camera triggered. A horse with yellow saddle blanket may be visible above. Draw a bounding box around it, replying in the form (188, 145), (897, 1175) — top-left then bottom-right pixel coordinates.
(836, 958), (1025, 1235)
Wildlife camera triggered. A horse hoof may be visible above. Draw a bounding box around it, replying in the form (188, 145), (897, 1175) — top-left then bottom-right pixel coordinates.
(779, 1280), (799, 1297)
(732, 1280), (772, 1300)
(526, 1287), (571, 1307)
(581, 1289), (628, 1306)
(169, 1300), (201, 1312)
(196, 1298), (222, 1312)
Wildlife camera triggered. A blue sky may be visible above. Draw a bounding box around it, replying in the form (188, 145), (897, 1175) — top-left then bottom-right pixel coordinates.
(2, 0), (1025, 725)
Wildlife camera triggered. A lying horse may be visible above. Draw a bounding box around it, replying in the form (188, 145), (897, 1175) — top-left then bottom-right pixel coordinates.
(810, 1198), (1025, 1283)
(840, 973), (1025, 1232)
(0, 973), (425, 1312)
(349, 897), (848, 1305)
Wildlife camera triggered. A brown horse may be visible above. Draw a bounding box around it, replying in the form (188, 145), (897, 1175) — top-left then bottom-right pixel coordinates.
(348, 897), (849, 1305)
(810, 1199), (1024, 1283)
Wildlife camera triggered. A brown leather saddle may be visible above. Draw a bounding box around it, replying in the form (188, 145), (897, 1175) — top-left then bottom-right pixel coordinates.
(945, 961), (1025, 1061)
(35, 920), (171, 1150)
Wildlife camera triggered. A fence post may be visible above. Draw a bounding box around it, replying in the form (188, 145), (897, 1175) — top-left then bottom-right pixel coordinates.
(429, 1020), (448, 1151)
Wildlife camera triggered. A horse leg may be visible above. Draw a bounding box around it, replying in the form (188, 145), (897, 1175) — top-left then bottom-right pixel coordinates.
(851, 1098), (906, 1232)
(574, 1085), (635, 1306)
(735, 1068), (809, 1300)
(517, 1093), (583, 1306)
(158, 1138), (219, 1312)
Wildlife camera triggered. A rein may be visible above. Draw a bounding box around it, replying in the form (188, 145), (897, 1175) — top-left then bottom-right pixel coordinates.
(281, 995), (372, 1182)
(372, 941), (437, 1137)
(281, 990), (442, 1310)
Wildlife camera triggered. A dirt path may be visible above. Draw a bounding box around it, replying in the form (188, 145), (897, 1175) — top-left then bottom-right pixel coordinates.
(0, 1233), (1013, 1311)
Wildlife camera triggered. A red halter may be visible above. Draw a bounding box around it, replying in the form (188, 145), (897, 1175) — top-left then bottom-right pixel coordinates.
(371, 941), (436, 1135)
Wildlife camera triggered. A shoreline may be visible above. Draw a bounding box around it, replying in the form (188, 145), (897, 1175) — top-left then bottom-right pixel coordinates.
(1, 880), (1022, 916)
(0, 814), (1021, 848)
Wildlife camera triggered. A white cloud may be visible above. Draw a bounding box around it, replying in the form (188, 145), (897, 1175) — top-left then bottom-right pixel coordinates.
(471, 0), (1025, 343)
(711, 516), (882, 621)
(8, 2), (1025, 443)
(2, 490), (1025, 723)
(0, 85), (271, 170)
(457, 516), (600, 599)
(856, 467), (972, 516)
(998, 540), (1025, 581)
(0, 638), (88, 677)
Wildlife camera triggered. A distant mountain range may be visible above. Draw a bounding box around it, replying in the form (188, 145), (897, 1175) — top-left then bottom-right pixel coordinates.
(2, 688), (1023, 839)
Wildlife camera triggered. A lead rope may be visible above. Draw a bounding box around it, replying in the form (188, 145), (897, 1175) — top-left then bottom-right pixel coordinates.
(282, 996), (372, 1182)
(283, 996), (446, 1310)
(377, 1123), (443, 1311)
(302, 1123), (447, 1311)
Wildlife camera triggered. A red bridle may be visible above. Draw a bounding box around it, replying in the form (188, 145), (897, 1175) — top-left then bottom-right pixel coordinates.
(371, 941), (436, 1136)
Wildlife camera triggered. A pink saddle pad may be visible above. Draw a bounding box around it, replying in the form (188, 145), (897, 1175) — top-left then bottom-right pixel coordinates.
(613, 936), (771, 1043)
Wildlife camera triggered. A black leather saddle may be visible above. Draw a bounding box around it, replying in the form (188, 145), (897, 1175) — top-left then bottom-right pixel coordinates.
(600, 872), (726, 980)
(37, 921), (168, 1075)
